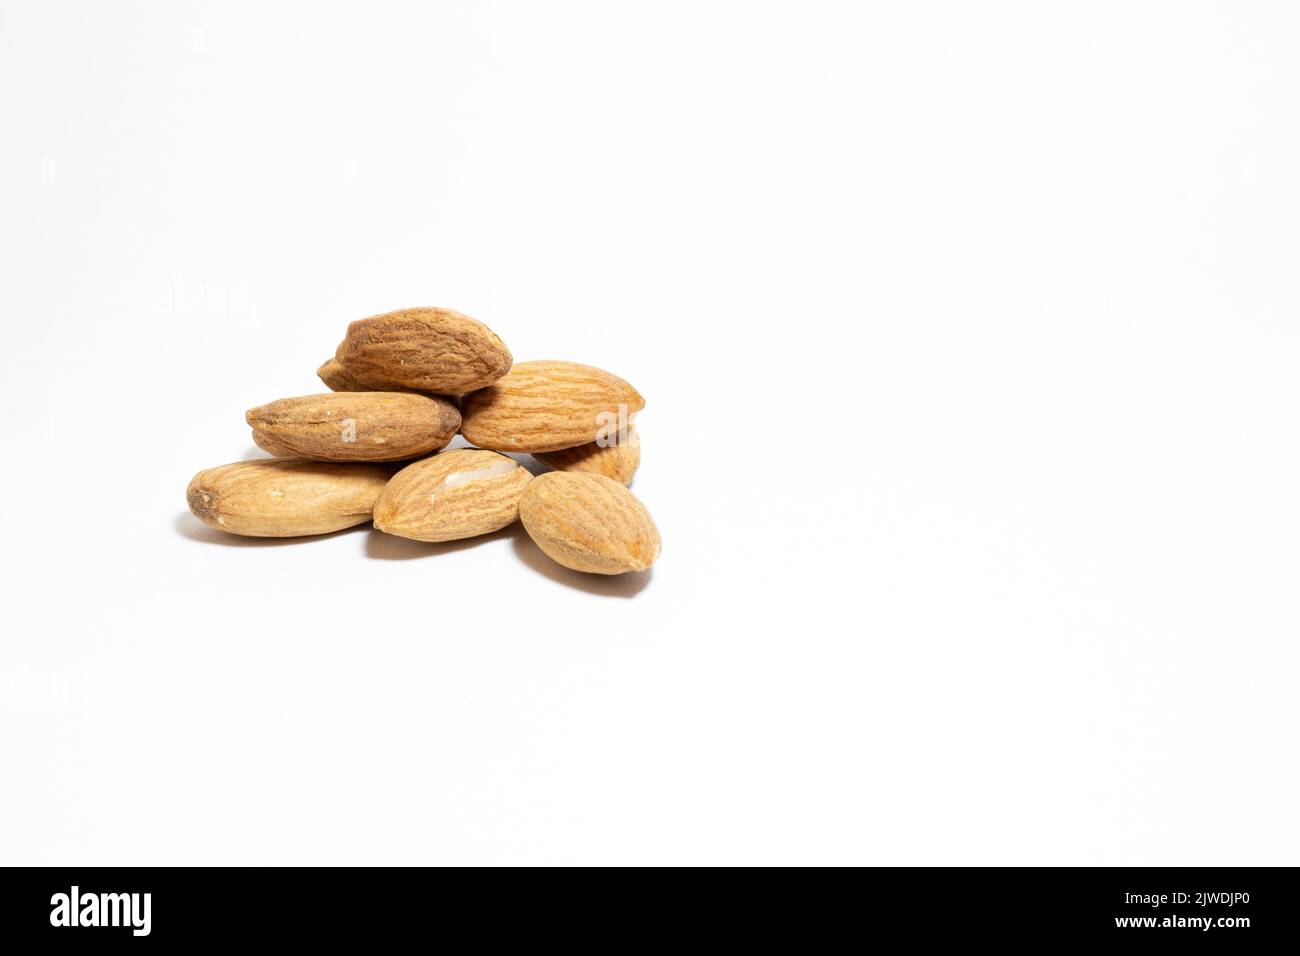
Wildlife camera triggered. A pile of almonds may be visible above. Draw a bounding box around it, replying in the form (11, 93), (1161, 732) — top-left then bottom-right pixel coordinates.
(186, 307), (660, 575)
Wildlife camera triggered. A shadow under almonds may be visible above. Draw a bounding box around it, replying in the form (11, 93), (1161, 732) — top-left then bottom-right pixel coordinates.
(364, 523), (516, 560)
(511, 529), (652, 598)
(173, 511), (366, 547)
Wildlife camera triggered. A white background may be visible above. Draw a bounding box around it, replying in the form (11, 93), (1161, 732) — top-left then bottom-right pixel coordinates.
(1, 1), (1297, 865)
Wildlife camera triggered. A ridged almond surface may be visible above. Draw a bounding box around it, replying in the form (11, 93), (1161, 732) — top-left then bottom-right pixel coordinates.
(533, 425), (641, 485)
(519, 472), (661, 574)
(461, 360), (645, 454)
(335, 307), (512, 393)
(317, 357), (365, 391)
(373, 449), (532, 543)
(186, 458), (390, 537)
(317, 357), (419, 393)
(318, 356), (462, 406)
(246, 392), (460, 462)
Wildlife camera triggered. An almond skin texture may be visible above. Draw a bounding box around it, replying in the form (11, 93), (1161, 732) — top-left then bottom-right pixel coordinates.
(334, 307), (512, 393)
(317, 356), (462, 407)
(519, 472), (661, 574)
(533, 425), (641, 485)
(461, 360), (645, 454)
(246, 392), (460, 462)
(373, 449), (533, 543)
(317, 357), (365, 391)
(186, 458), (390, 537)
(317, 357), (419, 393)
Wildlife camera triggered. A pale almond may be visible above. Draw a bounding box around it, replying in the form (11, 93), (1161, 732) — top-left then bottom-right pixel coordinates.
(519, 472), (660, 574)
(186, 458), (390, 537)
(246, 392), (460, 462)
(461, 360), (644, 454)
(373, 449), (532, 543)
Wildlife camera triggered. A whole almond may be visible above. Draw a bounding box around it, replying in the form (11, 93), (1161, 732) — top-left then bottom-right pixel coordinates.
(186, 458), (390, 537)
(533, 425), (641, 485)
(461, 360), (645, 454)
(373, 449), (532, 543)
(335, 307), (512, 393)
(246, 392), (460, 462)
(519, 472), (661, 574)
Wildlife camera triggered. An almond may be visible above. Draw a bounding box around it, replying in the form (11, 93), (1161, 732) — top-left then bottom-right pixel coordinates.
(316, 359), (462, 408)
(317, 356), (416, 393)
(373, 449), (532, 543)
(519, 472), (661, 574)
(246, 392), (460, 462)
(186, 458), (390, 537)
(461, 360), (644, 454)
(533, 425), (641, 485)
(334, 307), (512, 393)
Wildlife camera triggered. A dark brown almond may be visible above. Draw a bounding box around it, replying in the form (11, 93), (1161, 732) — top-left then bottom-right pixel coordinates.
(334, 307), (512, 393)
(246, 392), (460, 462)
